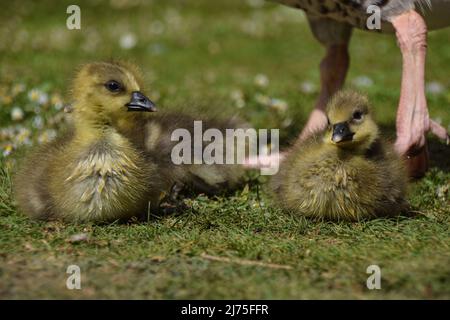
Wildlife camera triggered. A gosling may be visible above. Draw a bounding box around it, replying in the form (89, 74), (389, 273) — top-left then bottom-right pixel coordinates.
(114, 98), (249, 195)
(14, 61), (166, 223)
(139, 112), (248, 195)
(271, 91), (408, 221)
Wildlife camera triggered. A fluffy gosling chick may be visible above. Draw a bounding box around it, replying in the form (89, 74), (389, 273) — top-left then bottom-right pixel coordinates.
(97, 70), (249, 195)
(271, 91), (408, 221)
(124, 111), (248, 196)
(14, 61), (164, 223)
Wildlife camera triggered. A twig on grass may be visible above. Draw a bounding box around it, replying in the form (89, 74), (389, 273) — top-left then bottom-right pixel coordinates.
(200, 253), (293, 270)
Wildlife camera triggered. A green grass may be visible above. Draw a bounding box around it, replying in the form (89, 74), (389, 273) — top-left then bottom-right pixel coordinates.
(0, 0), (449, 299)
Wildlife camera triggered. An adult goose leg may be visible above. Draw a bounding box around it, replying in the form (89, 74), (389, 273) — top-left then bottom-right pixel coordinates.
(391, 10), (450, 178)
(298, 17), (352, 142)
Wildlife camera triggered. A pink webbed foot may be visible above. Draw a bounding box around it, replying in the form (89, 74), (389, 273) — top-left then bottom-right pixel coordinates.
(395, 119), (449, 178)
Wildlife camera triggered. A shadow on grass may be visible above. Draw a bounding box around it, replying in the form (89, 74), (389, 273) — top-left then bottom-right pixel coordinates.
(428, 137), (450, 172)
(362, 124), (449, 172)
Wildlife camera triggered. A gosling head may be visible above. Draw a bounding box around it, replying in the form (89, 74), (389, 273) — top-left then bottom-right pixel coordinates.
(70, 61), (156, 127)
(324, 91), (379, 151)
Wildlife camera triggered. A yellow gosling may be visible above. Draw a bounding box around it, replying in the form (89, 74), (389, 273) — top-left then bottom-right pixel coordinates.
(271, 91), (408, 221)
(14, 61), (166, 223)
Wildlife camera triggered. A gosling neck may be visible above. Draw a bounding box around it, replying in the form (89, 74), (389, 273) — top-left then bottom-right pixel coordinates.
(71, 111), (127, 147)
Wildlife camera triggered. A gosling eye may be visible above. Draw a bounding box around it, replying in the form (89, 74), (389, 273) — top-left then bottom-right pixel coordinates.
(105, 80), (123, 93)
(352, 110), (363, 122)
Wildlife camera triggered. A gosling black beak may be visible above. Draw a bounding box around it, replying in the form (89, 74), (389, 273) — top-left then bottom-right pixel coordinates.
(126, 91), (157, 112)
(332, 122), (354, 143)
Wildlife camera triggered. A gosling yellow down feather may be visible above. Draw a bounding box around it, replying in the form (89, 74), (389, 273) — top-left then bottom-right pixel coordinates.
(271, 91), (409, 221)
(14, 61), (167, 223)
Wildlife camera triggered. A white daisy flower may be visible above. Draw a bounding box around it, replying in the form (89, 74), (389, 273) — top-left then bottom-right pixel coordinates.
(12, 83), (26, 95)
(28, 89), (41, 102)
(300, 81), (316, 94)
(270, 98), (288, 112)
(32, 115), (44, 129)
(38, 129), (57, 144)
(255, 93), (271, 106)
(2, 144), (14, 157)
(119, 33), (137, 50)
(11, 106), (24, 121)
(352, 76), (373, 88)
(38, 92), (49, 105)
(426, 81), (445, 95)
(254, 74), (269, 87)
(230, 89), (244, 101)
